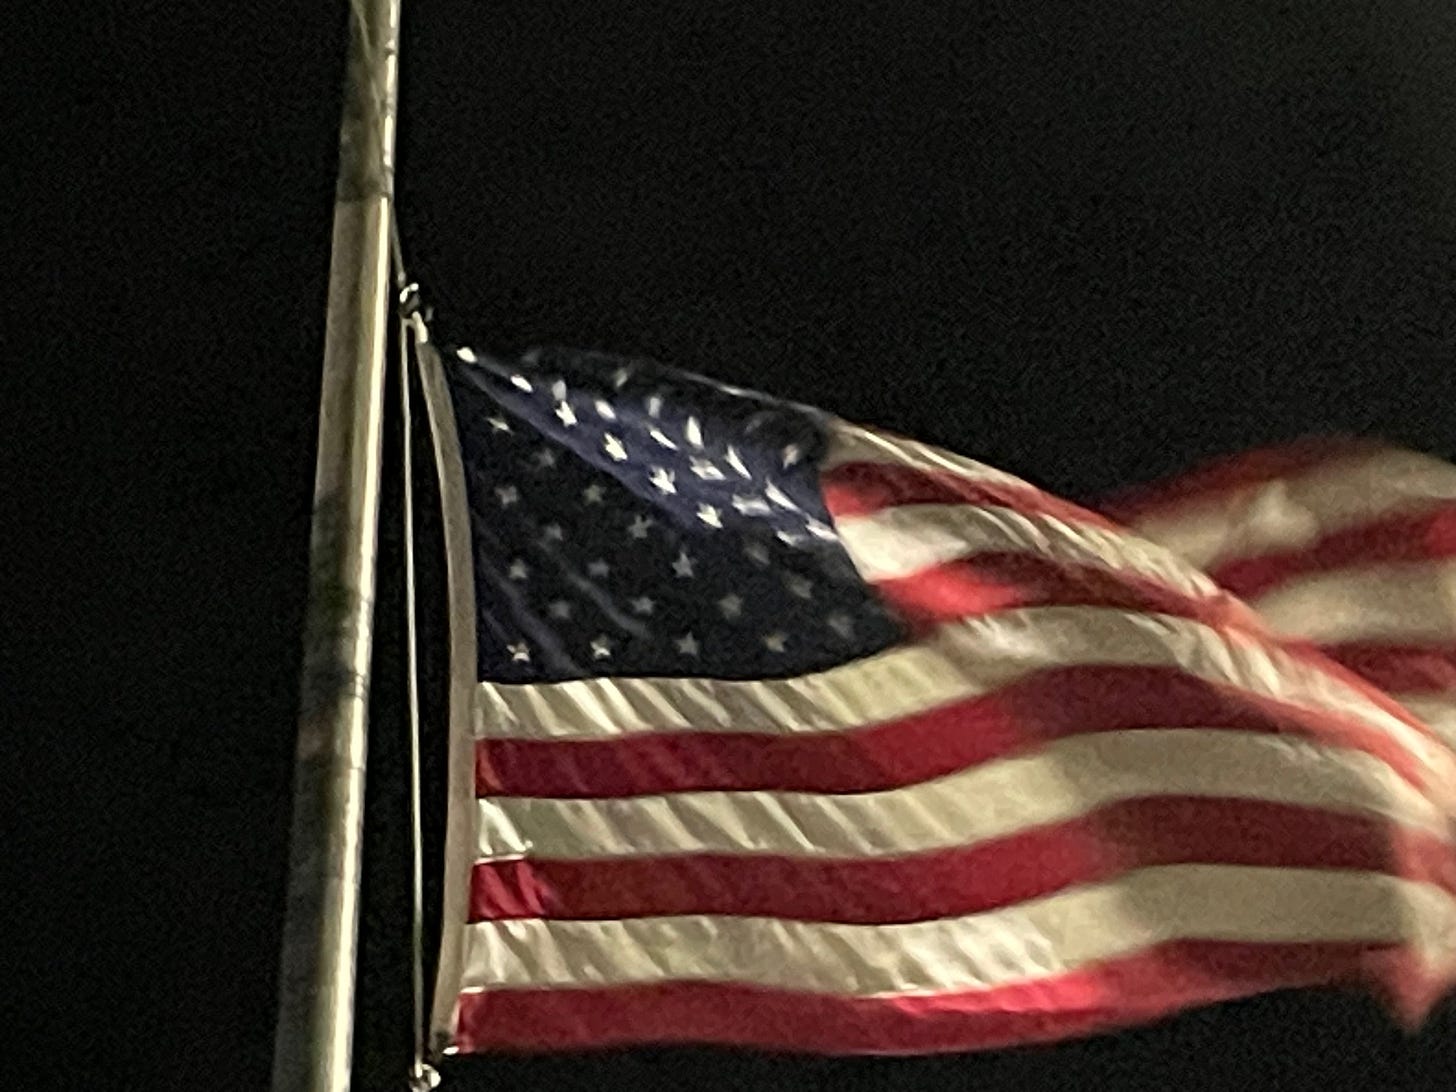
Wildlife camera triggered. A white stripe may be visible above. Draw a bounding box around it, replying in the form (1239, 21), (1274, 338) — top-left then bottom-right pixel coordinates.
(474, 729), (1445, 862)
(473, 606), (1449, 778)
(1395, 693), (1456, 751)
(823, 420), (1039, 491)
(835, 501), (1219, 600)
(458, 865), (1456, 994)
(1250, 559), (1456, 646)
(1124, 448), (1456, 573)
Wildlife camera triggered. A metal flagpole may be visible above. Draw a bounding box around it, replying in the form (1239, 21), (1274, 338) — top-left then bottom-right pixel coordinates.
(271, 1), (402, 1090)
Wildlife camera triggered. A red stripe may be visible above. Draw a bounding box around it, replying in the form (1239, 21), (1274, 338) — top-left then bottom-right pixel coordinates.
(821, 461), (1120, 529)
(1318, 642), (1456, 697)
(1209, 506), (1456, 602)
(469, 797), (1456, 923)
(1095, 436), (1382, 525)
(452, 941), (1443, 1054)
(478, 663), (1429, 798)
(871, 553), (1257, 637)
(1244, 634), (1442, 738)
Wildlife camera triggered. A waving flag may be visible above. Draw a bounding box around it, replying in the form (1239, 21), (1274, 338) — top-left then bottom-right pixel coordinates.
(418, 341), (1456, 1057)
(1100, 438), (1456, 752)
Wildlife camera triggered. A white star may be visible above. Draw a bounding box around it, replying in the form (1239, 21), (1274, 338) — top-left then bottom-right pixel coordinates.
(630, 595), (656, 615)
(827, 612), (854, 638)
(696, 503), (723, 528)
(587, 559), (610, 578)
(776, 529), (806, 547)
(675, 632), (700, 657)
(785, 574), (813, 599)
(782, 443), (803, 468)
(510, 374), (533, 392)
(507, 640), (531, 664)
(685, 416), (703, 449)
(647, 394), (663, 418)
(507, 559), (529, 581)
(765, 481), (798, 510)
(648, 466), (677, 494)
(649, 428), (678, 451)
(731, 493), (771, 516)
(582, 483), (606, 504)
(628, 515), (654, 539)
(534, 448), (559, 468)
(548, 599), (573, 620)
(611, 366), (632, 389)
(590, 635), (614, 660)
(487, 416), (511, 433)
(555, 401), (578, 427)
(540, 523), (565, 543)
(744, 541), (771, 565)
(763, 631), (788, 653)
(457, 347), (478, 362)
(689, 456), (724, 481)
(718, 593), (743, 619)
(495, 484), (520, 507)
(805, 518), (837, 541)
(603, 434), (628, 461)
(672, 549), (695, 578)
(725, 445), (752, 479)
(595, 399), (617, 420)
(551, 379), (567, 402)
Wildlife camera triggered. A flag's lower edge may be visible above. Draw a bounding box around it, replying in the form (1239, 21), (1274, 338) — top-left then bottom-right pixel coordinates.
(450, 939), (1449, 1056)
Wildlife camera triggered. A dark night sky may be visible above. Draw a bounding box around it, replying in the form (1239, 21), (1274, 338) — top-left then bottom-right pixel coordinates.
(12, 2), (1456, 1090)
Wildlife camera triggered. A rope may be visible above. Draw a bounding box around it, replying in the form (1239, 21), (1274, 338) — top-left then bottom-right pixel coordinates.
(338, 1), (438, 1085)
(392, 211), (440, 1091)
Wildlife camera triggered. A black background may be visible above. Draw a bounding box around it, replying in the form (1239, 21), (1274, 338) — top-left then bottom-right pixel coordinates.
(12, 2), (1456, 1090)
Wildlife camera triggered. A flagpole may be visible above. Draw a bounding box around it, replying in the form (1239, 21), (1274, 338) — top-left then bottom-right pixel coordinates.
(272, 1), (402, 1091)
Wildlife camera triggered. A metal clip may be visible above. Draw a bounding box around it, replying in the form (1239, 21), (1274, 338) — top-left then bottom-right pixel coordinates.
(397, 282), (433, 341)
(398, 282), (429, 318)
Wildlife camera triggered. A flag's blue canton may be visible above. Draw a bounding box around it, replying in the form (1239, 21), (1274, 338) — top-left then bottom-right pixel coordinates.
(442, 345), (906, 683)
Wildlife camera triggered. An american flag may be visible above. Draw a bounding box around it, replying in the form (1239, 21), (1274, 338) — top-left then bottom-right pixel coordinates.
(421, 342), (1456, 1056)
